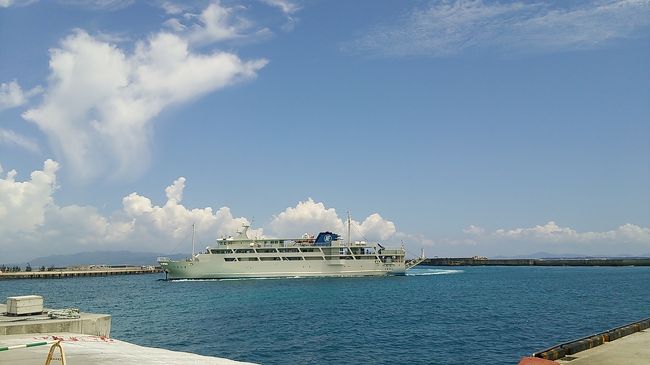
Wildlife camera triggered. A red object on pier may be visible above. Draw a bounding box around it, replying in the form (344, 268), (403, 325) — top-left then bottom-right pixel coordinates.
(518, 357), (558, 365)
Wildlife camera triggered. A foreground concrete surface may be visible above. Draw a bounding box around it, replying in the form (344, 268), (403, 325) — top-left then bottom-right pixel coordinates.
(0, 333), (257, 365)
(555, 329), (650, 365)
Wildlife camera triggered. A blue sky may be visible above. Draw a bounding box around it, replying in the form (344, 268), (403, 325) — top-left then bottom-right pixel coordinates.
(1, 0), (649, 262)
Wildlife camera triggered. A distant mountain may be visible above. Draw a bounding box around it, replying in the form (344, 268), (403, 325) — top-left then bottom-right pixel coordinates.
(23, 251), (187, 268)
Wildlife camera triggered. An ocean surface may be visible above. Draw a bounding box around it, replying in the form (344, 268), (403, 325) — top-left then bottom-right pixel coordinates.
(2, 266), (649, 364)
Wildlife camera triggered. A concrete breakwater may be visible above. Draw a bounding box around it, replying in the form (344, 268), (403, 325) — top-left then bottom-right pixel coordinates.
(421, 257), (650, 266)
(0, 266), (162, 280)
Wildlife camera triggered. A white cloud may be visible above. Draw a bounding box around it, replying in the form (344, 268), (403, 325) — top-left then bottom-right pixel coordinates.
(0, 161), (255, 261)
(0, 159), (58, 234)
(164, 1), (271, 45)
(0, 0), (37, 8)
(0, 80), (42, 110)
(269, 198), (396, 241)
(345, 0), (650, 57)
(2, 161), (648, 262)
(270, 198), (343, 236)
(164, 177), (185, 203)
(455, 221), (650, 257)
(260, 0), (300, 15)
(463, 224), (485, 236)
(22, 29), (267, 181)
(119, 181), (252, 243)
(0, 81), (25, 109)
(2, 0), (133, 9)
(163, 18), (187, 32)
(260, 0), (300, 32)
(161, 1), (184, 15)
(188, 1), (247, 44)
(489, 221), (650, 244)
(56, 0), (134, 10)
(0, 128), (40, 153)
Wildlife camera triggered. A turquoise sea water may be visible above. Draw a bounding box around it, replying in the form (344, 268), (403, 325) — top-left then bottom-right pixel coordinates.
(1, 266), (649, 364)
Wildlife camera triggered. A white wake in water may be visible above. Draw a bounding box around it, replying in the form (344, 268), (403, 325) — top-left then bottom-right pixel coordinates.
(406, 269), (464, 276)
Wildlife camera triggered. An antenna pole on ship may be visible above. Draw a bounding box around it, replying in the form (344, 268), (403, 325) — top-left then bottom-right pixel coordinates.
(191, 223), (196, 261)
(347, 211), (351, 245)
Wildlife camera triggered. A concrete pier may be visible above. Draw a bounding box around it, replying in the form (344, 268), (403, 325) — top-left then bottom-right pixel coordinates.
(0, 303), (111, 337)
(1, 298), (257, 364)
(555, 329), (650, 364)
(520, 318), (650, 364)
(0, 333), (256, 365)
(0, 267), (162, 280)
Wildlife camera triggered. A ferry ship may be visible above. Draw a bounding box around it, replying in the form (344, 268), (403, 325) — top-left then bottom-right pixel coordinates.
(158, 223), (425, 280)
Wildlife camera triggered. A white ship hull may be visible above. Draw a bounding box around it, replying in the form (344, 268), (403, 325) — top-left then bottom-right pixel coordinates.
(161, 257), (406, 279)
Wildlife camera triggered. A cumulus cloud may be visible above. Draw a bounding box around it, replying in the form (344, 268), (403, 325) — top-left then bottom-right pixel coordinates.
(0, 159), (58, 234)
(456, 221), (650, 256)
(22, 29), (267, 181)
(0, 161), (255, 262)
(0, 128), (40, 153)
(269, 198), (397, 241)
(119, 183), (253, 243)
(345, 0), (650, 57)
(2, 161), (648, 262)
(490, 221), (650, 244)
(0, 80), (42, 111)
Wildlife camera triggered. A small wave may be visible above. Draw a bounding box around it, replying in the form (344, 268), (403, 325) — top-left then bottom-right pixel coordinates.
(406, 269), (464, 276)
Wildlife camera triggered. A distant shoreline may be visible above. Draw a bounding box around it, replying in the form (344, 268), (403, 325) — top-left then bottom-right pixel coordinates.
(421, 257), (650, 266)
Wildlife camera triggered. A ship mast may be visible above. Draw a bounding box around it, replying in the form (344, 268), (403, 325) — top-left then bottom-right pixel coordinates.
(191, 223), (196, 261)
(347, 211), (351, 245)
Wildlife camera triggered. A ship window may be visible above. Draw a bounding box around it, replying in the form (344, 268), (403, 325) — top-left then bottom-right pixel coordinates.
(260, 257), (281, 261)
(299, 248), (318, 253)
(278, 248), (299, 253)
(257, 248), (277, 253)
(224, 258), (237, 262)
(304, 256), (324, 261)
(237, 257), (259, 262)
(234, 249), (255, 254)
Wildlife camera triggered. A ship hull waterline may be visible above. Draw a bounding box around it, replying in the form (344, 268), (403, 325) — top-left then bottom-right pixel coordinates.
(160, 260), (406, 280)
